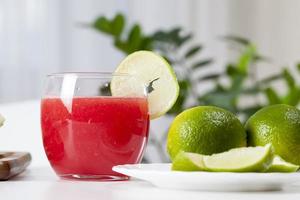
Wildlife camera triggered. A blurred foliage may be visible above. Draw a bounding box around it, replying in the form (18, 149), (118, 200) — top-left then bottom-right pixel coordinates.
(198, 37), (272, 120)
(90, 13), (300, 121)
(263, 64), (300, 106)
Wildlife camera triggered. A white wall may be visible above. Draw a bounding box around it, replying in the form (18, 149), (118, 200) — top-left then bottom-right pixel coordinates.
(0, 0), (300, 102)
(0, 0), (127, 102)
(227, 0), (300, 79)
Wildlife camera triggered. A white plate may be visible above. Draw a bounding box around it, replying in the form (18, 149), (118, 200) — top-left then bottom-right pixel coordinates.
(113, 163), (300, 192)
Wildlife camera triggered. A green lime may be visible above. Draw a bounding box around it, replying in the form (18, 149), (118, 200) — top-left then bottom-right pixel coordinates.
(167, 106), (247, 160)
(246, 104), (300, 165)
(171, 151), (206, 171)
(110, 51), (179, 119)
(266, 155), (299, 172)
(203, 144), (273, 172)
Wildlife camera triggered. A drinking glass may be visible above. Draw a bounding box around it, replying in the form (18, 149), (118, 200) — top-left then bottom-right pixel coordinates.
(41, 72), (149, 181)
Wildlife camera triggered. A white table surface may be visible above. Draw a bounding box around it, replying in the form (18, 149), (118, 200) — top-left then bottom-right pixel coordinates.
(1, 101), (300, 199)
(0, 165), (300, 200)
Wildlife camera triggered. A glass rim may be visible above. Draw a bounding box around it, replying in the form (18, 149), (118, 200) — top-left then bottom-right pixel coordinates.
(47, 72), (133, 78)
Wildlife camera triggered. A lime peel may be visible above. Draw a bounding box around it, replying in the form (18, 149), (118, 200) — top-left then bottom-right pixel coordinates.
(172, 151), (206, 171)
(266, 155), (299, 172)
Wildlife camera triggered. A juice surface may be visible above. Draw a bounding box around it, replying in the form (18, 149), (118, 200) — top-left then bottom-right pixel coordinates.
(41, 97), (149, 177)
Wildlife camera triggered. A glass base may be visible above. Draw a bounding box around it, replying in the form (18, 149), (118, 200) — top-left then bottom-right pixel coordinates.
(59, 174), (129, 181)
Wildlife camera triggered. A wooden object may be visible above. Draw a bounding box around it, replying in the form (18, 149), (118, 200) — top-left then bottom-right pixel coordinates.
(0, 152), (31, 180)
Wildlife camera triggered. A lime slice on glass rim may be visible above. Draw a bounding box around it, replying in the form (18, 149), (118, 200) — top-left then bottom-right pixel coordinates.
(110, 51), (179, 119)
(172, 144), (273, 172)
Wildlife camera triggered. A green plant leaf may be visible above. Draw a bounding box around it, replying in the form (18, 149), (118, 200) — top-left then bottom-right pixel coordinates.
(111, 14), (125, 37)
(185, 45), (202, 58)
(198, 73), (221, 81)
(283, 68), (295, 89)
(215, 83), (226, 92)
(169, 27), (186, 46)
(237, 44), (256, 74)
(241, 86), (260, 95)
(283, 87), (300, 106)
(239, 105), (262, 114)
(259, 74), (283, 85)
(199, 91), (237, 113)
(253, 54), (270, 62)
(297, 63), (300, 72)
(264, 87), (281, 104)
(231, 74), (245, 91)
(140, 37), (153, 50)
(114, 39), (130, 54)
(152, 28), (179, 43)
(127, 24), (142, 52)
(226, 64), (237, 76)
(191, 59), (213, 69)
(239, 105), (263, 121)
(177, 34), (192, 47)
(93, 16), (111, 34)
(168, 80), (190, 114)
(151, 31), (168, 41)
(223, 35), (250, 46)
(151, 27), (192, 47)
(169, 27), (181, 37)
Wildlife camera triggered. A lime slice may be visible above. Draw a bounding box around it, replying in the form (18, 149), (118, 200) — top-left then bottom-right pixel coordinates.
(266, 155), (299, 172)
(172, 151), (206, 171)
(111, 51), (179, 119)
(203, 144), (273, 172)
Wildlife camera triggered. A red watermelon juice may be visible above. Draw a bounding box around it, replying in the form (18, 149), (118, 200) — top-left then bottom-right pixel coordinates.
(41, 97), (149, 180)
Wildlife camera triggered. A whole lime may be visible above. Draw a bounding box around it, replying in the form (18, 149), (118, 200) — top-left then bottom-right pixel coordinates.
(246, 104), (300, 165)
(167, 106), (247, 160)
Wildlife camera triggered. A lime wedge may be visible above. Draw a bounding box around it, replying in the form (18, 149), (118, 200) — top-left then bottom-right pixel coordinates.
(172, 151), (206, 171)
(266, 155), (299, 172)
(204, 144), (273, 172)
(111, 51), (179, 119)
